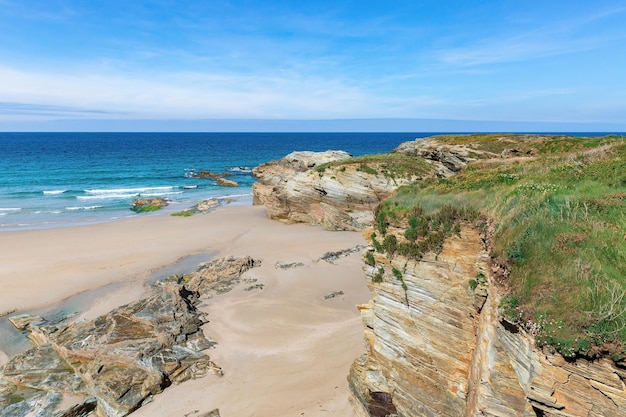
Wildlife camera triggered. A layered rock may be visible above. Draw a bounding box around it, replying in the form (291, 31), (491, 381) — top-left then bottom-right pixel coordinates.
(248, 135), (626, 416)
(252, 151), (417, 231)
(392, 136), (485, 177)
(349, 228), (486, 417)
(349, 229), (626, 416)
(0, 256), (259, 417)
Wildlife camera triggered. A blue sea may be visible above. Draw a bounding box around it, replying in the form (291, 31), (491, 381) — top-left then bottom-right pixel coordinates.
(0, 132), (432, 230)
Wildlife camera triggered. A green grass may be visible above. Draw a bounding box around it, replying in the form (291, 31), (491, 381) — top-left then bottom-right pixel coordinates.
(433, 133), (621, 156)
(130, 204), (163, 213)
(314, 153), (433, 180)
(171, 210), (194, 217)
(8, 394), (24, 405)
(372, 135), (626, 359)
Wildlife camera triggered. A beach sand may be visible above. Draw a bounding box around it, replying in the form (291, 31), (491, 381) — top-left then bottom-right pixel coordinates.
(0, 205), (370, 416)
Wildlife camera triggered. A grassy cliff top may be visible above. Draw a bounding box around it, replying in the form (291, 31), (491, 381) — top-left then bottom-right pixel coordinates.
(373, 134), (626, 359)
(314, 152), (433, 180)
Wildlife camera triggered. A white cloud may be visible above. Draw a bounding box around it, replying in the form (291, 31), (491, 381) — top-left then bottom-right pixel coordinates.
(0, 65), (441, 120)
(437, 6), (626, 67)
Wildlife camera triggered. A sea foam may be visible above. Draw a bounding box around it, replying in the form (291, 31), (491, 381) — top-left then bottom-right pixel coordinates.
(85, 186), (174, 195)
(66, 205), (103, 211)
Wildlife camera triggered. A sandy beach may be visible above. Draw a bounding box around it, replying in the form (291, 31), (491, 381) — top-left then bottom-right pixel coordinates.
(0, 205), (370, 416)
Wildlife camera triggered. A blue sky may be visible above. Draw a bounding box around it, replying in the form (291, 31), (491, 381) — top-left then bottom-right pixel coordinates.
(0, 0), (625, 131)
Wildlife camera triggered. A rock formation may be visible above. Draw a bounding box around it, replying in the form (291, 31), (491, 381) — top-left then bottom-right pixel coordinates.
(216, 177), (238, 187)
(0, 256), (259, 417)
(343, 135), (626, 416)
(249, 136), (626, 416)
(188, 170), (238, 187)
(195, 198), (220, 212)
(349, 227), (626, 416)
(391, 136), (503, 178)
(252, 151), (420, 231)
(251, 141), (495, 231)
(188, 170), (234, 179)
(130, 197), (168, 212)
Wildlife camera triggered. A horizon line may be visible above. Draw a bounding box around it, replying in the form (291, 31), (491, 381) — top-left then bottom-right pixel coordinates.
(1, 117), (625, 133)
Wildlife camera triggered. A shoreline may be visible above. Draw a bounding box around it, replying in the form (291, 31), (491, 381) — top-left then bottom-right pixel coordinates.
(0, 203), (370, 416)
(0, 204), (263, 313)
(0, 192), (255, 233)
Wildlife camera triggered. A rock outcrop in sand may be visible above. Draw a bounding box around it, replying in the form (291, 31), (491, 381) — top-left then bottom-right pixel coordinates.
(131, 197), (168, 212)
(0, 257), (258, 417)
(252, 150), (421, 231)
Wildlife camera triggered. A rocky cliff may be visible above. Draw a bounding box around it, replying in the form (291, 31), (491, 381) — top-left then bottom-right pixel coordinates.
(251, 135), (626, 416)
(251, 150), (429, 231)
(348, 228), (626, 416)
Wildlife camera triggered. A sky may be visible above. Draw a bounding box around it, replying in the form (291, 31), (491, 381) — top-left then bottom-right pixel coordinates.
(0, 0), (625, 131)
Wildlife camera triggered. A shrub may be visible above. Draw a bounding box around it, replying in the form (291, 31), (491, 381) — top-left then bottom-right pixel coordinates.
(404, 227), (418, 242)
(371, 233), (383, 253)
(392, 267), (403, 280)
(382, 234), (398, 257)
(372, 267), (384, 283)
(500, 295), (520, 322)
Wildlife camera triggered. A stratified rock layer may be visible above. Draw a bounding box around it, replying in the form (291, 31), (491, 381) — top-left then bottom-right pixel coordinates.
(0, 256), (259, 417)
(252, 151), (416, 231)
(392, 136), (484, 177)
(349, 229), (626, 416)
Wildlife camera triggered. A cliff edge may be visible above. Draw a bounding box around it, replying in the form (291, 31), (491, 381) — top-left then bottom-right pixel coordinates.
(253, 134), (626, 416)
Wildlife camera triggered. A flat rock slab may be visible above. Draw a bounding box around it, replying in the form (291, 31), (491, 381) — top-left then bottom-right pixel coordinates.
(8, 314), (44, 331)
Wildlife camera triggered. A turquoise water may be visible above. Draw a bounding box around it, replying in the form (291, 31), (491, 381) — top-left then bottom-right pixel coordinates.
(0, 132), (427, 230)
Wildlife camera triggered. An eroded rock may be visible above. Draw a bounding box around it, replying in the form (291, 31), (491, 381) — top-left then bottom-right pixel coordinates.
(350, 228), (626, 416)
(319, 245), (366, 264)
(274, 261), (304, 269)
(216, 178), (238, 187)
(8, 314), (44, 331)
(0, 256), (260, 417)
(252, 151), (412, 231)
(195, 198), (220, 212)
(392, 137), (482, 178)
(131, 197), (168, 212)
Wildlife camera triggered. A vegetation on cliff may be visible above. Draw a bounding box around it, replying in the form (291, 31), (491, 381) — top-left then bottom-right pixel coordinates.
(370, 134), (626, 359)
(314, 153), (432, 180)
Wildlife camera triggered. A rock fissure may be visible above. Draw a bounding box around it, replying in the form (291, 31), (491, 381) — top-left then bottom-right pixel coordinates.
(589, 380), (620, 411)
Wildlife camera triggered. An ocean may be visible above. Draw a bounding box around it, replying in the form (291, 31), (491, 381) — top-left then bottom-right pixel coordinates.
(0, 132), (431, 230)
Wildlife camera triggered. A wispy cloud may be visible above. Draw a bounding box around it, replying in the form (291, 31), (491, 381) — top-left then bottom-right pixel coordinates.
(437, 6), (626, 67)
(464, 88), (575, 106)
(0, 0), (77, 22)
(0, 65), (436, 120)
(0, 101), (115, 117)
